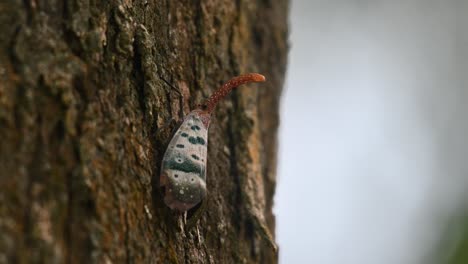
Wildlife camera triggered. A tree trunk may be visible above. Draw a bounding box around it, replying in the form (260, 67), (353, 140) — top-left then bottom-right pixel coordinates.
(0, 0), (287, 263)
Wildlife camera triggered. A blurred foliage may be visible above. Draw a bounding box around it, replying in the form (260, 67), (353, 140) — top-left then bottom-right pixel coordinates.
(433, 208), (468, 264)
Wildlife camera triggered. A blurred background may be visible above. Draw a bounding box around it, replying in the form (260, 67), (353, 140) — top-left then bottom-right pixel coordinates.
(275, 1), (468, 263)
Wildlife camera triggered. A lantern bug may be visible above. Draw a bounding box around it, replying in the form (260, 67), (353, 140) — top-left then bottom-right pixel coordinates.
(159, 73), (266, 212)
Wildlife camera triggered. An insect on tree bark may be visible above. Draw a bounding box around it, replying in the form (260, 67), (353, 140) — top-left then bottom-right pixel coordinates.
(0, 0), (288, 263)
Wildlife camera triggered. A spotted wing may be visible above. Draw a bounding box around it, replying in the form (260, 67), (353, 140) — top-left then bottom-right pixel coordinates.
(160, 112), (208, 211)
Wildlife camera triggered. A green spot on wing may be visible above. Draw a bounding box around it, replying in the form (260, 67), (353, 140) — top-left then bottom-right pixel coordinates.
(196, 137), (206, 145)
(165, 157), (203, 175)
(188, 136), (206, 145)
(188, 137), (197, 144)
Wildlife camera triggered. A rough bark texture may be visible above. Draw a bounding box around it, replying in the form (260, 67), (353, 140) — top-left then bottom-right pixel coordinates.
(0, 0), (287, 263)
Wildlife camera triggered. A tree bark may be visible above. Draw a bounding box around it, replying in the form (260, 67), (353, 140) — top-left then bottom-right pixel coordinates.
(0, 0), (287, 263)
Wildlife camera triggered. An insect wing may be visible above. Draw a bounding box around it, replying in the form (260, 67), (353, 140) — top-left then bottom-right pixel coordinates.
(160, 112), (208, 211)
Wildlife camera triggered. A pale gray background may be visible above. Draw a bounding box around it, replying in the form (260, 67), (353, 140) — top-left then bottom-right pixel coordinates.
(275, 1), (468, 263)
